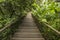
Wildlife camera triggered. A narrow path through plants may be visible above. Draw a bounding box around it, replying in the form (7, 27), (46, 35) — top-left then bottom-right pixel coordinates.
(11, 12), (45, 40)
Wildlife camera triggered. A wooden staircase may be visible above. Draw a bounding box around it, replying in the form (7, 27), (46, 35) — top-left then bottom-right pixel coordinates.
(11, 12), (45, 40)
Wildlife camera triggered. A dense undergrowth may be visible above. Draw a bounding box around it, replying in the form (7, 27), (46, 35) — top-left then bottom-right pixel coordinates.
(32, 0), (60, 31)
(32, 0), (60, 40)
(0, 0), (60, 40)
(0, 0), (34, 40)
(0, 0), (34, 29)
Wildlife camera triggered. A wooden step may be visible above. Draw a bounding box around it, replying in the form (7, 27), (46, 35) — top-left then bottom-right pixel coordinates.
(12, 38), (45, 40)
(13, 33), (42, 38)
(21, 24), (35, 27)
(21, 24), (36, 26)
(16, 29), (39, 32)
(15, 31), (40, 34)
(19, 27), (38, 29)
(20, 25), (36, 27)
(15, 32), (40, 35)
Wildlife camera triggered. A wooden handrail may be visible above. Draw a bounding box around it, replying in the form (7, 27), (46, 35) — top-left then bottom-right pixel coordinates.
(43, 22), (60, 35)
(36, 17), (60, 35)
(0, 18), (17, 32)
(28, 15), (60, 35)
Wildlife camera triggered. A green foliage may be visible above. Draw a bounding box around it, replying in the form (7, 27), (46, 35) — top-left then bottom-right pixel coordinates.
(32, 0), (60, 31)
(0, 0), (34, 29)
(0, 0), (5, 2)
(0, 0), (34, 40)
(32, 0), (60, 40)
